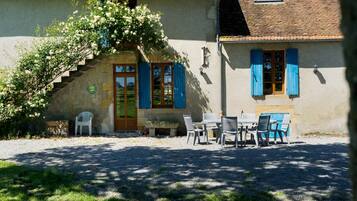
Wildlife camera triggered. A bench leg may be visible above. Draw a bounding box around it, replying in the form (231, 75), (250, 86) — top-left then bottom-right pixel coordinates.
(149, 128), (156, 137)
(170, 128), (177, 137)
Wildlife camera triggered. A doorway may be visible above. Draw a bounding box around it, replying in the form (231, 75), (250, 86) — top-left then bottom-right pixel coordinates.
(113, 64), (137, 131)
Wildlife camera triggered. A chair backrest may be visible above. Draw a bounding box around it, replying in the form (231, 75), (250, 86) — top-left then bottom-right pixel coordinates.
(222, 116), (238, 132)
(257, 115), (270, 132)
(183, 115), (194, 131)
(77, 112), (93, 122)
(281, 114), (290, 131)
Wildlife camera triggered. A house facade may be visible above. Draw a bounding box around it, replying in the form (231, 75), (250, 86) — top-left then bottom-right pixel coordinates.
(0, 0), (348, 136)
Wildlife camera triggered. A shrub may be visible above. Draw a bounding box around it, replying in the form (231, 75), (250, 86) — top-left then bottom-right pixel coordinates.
(0, 0), (169, 137)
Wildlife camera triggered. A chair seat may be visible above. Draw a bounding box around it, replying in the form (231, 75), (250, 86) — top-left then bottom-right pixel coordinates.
(76, 122), (91, 126)
(188, 128), (204, 132)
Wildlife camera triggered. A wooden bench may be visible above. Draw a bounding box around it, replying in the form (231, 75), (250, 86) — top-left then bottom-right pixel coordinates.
(144, 121), (180, 137)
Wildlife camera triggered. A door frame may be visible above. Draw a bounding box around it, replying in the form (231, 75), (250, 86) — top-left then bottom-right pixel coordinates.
(113, 64), (138, 131)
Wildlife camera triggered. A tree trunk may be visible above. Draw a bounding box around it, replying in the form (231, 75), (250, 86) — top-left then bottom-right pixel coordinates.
(340, 0), (357, 200)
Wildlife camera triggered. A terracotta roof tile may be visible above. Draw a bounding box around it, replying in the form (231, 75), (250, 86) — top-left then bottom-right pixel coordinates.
(220, 0), (342, 40)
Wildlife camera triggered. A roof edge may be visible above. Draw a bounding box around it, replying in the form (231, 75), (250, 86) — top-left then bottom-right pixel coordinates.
(219, 35), (344, 43)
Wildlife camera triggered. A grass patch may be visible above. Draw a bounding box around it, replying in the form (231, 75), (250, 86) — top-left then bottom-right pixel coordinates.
(0, 161), (280, 201)
(0, 161), (117, 201)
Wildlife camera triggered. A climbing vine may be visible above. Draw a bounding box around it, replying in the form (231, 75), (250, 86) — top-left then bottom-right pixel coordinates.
(0, 0), (169, 136)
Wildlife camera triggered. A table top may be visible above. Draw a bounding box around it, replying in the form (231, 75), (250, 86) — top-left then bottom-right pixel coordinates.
(196, 119), (277, 125)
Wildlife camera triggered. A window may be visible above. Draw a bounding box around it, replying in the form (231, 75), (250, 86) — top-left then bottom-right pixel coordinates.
(263, 50), (285, 95)
(152, 63), (174, 108)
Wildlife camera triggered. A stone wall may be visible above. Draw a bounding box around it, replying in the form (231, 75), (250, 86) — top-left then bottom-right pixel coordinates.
(46, 52), (138, 134)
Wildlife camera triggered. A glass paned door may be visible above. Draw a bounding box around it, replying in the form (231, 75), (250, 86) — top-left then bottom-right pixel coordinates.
(114, 65), (137, 131)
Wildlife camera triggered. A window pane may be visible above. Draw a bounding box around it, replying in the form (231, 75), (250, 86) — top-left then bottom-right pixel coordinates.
(276, 64), (283, 72)
(263, 53), (273, 73)
(275, 72), (283, 82)
(264, 73), (272, 82)
(116, 77), (125, 118)
(275, 83), (283, 92)
(275, 51), (283, 63)
(126, 65), (136, 73)
(164, 64), (172, 84)
(264, 83), (273, 95)
(116, 65), (125, 73)
(126, 77), (136, 118)
(153, 65), (162, 105)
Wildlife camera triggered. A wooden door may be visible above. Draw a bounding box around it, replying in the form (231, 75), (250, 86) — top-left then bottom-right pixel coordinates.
(114, 64), (137, 131)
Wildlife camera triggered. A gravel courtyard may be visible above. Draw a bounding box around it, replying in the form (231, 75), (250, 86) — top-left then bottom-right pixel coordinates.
(0, 136), (351, 201)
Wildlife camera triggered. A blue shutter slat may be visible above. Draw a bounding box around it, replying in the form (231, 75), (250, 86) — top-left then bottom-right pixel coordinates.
(250, 49), (264, 96)
(139, 62), (151, 109)
(286, 48), (299, 96)
(174, 63), (186, 109)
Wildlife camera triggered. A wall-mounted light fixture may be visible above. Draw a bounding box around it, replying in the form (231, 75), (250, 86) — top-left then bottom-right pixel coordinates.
(313, 64), (319, 73)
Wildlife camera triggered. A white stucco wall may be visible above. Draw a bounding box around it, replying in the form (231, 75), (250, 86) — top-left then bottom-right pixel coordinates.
(0, 0), (78, 67)
(137, 0), (222, 126)
(222, 42), (349, 136)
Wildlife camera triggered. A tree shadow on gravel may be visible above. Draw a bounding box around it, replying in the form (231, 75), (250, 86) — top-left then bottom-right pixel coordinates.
(6, 142), (351, 201)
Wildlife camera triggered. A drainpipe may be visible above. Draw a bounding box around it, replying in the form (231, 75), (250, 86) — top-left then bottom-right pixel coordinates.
(216, 0), (226, 116)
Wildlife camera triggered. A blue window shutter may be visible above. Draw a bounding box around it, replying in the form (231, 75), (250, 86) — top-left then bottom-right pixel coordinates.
(138, 62), (151, 109)
(99, 29), (110, 48)
(174, 63), (186, 109)
(286, 48), (299, 96)
(250, 49), (263, 96)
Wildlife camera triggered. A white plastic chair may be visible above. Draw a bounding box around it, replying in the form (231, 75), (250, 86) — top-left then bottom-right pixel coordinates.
(183, 115), (205, 145)
(273, 114), (291, 144)
(75, 112), (93, 136)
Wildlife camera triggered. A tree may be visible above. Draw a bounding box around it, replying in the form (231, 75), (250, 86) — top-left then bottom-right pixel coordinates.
(340, 0), (357, 200)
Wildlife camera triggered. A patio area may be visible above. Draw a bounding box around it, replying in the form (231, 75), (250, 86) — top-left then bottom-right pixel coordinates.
(0, 136), (351, 201)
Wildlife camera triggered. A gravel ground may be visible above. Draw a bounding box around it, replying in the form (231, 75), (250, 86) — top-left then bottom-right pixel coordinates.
(0, 136), (351, 201)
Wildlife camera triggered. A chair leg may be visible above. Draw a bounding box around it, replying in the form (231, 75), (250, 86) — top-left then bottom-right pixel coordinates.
(197, 132), (201, 144)
(193, 132), (198, 145)
(89, 126), (92, 136)
(206, 131), (209, 144)
(221, 133), (224, 148)
(274, 130), (277, 144)
(255, 132), (259, 147)
(278, 131), (284, 143)
(186, 132), (190, 144)
(216, 131), (221, 143)
(285, 131), (290, 144)
(235, 133), (238, 148)
(79, 126), (82, 136)
(265, 132), (270, 146)
(75, 125), (77, 136)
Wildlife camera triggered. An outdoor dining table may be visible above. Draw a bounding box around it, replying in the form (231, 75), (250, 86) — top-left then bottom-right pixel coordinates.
(195, 118), (278, 146)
